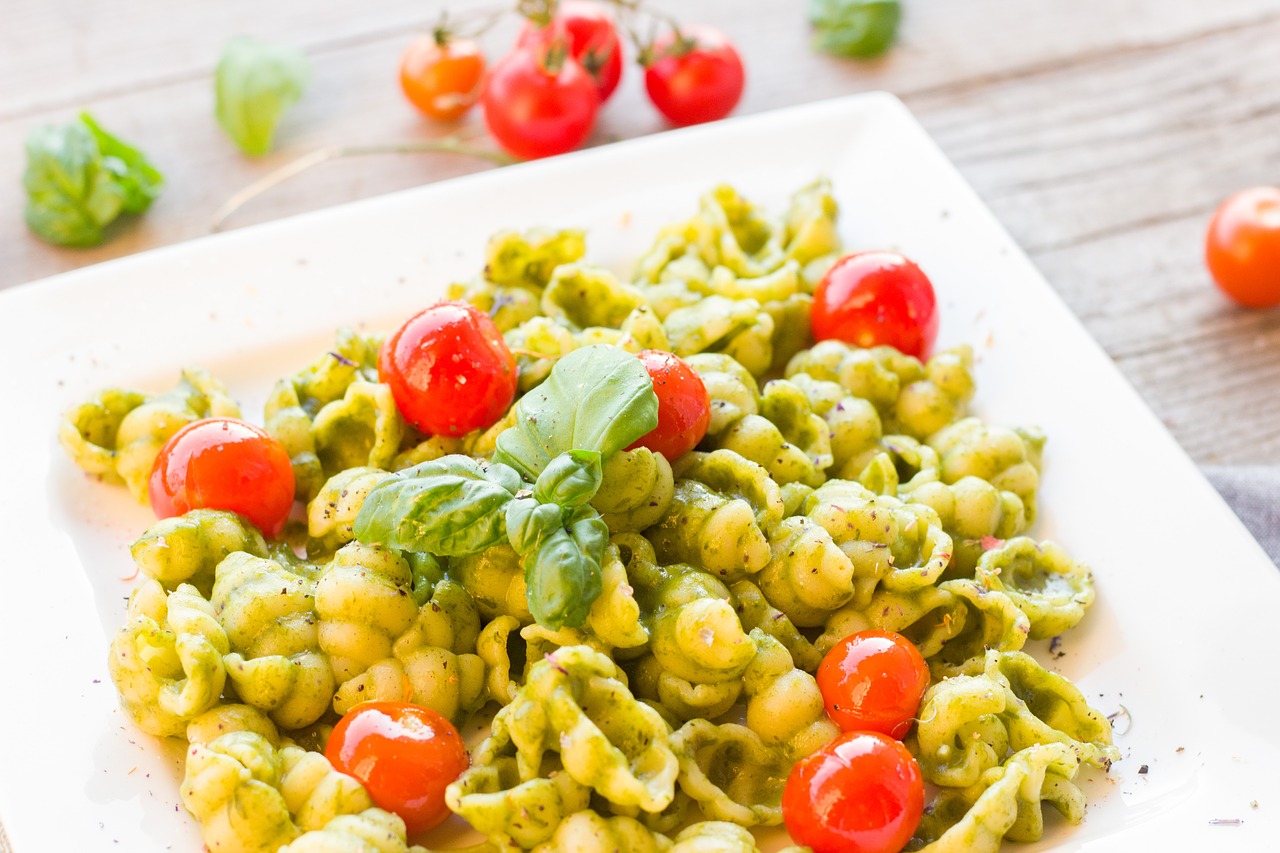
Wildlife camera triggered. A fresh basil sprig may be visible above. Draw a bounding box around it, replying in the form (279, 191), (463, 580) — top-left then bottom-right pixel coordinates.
(354, 346), (658, 629)
(354, 450), (607, 629)
(525, 506), (607, 629)
(353, 456), (522, 556)
(23, 113), (163, 247)
(215, 36), (310, 156)
(809, 0), (902, 59)
(494, 345), (659, 481)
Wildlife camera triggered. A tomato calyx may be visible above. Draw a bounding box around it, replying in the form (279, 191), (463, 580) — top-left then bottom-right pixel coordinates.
(535, 33), (573, 75)
(637, 26), (698, 67)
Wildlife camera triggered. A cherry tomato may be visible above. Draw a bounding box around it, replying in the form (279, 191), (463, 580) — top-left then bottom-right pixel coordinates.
(817, 630), (929, 738)
(782, 730), (925, 853)
(482, 39), (599, 159)
(379, 300), (518, 436)
(811, 251), (939, 359)
(519, 2), (623, 103)
(325, 702), (468, 837)
(399, 34), (486, 122)
(626, 349), (711, 460)
(1205, 186), (1280, 308)
(643, 25), (745, 127)
(148, 418), (295, 537)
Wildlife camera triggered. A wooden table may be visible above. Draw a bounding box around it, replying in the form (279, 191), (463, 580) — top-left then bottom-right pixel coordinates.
(3, 0), (1280, 476)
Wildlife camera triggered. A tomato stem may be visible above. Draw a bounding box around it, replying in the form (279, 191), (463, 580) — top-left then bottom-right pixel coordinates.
(211, 140), (516, 231)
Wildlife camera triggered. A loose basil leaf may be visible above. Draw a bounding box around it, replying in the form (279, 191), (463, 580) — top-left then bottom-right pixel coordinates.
(215, 36), (310, 156)
(353, 455), (519, 555)
(809, 0), (902, 59)
(80, 113), (164, 214)
(524, 506), (607, 629)
(505, 497), (564, 555)
(22, 114), (163, 248)
(533, 449), (603, 509)
(495, 345), (658, 481)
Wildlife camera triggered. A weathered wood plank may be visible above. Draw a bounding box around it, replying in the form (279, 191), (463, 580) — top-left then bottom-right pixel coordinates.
(907, 14), (1280, 463)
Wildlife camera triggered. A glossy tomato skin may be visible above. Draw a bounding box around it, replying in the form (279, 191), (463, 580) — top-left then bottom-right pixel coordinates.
(325, 702), (469, 837)
(482, 42), (599, 159)
(399, 36), (486, 121)
(1205, 186), (1280, 308)
(782, 730), (925, 853)
(644, 26), (745, 126)
(811, 251), (939, 359)
(817, 630), (929, 738)
(626, 349), (711, 460)
(149, 417), (295, 537)
(520, 2), (623, 102)
(379, 300), (518, 436)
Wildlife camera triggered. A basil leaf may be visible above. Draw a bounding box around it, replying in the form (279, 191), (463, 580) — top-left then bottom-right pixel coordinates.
(566, 504), (609, 565)
(524, 507), (607, 629)
(353, 455), (519, 556)
(809, 0), (902, 58)
(505, 497), (564, 555)
(495, 345), (658, 481)
(534, 450), (603, 508)
(22, 114), (163, 248)
(80, 113), (164, 214)
(215, 36), (310, 156)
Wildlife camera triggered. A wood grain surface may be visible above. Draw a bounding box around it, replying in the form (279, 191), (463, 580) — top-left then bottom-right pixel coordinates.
(3, 0), (1279, 476)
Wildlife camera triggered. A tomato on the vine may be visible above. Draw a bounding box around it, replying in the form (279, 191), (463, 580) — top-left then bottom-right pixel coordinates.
(148, 418), (295, 537)
(626, 349), (711, 460)
(643, 25), (745, 126)
(399, 34), (486, 122)
(1205, 186), (1280, 309)
(520, 1), (623, 103)
(325, 702), (468, 837)
(379, 300), (518, 436)
(482, 37), (599, 159)
(782, 730), (925, 853)
(817, 630), (929, 738)
(811, 251), (939, 359)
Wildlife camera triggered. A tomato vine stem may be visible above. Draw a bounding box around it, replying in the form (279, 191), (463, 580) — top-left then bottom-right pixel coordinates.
(211, 139), (516, 231)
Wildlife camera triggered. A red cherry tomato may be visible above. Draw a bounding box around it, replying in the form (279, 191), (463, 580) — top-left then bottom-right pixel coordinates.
(148, 418), (295, 537)
(379, 300), (518, 436)
(399, 34), (486, 121)
(1205, 186), (1280, 308)
(811, 251), (940, 359)
(817, 630), (929, 739)
(643, 25), (745, 127)
(482, 39), (599, 159)
(325, 702), (468, 837)
(626, 349), (711, 460)
(519, 2), (623, 103)
(782, 730), (925, 853)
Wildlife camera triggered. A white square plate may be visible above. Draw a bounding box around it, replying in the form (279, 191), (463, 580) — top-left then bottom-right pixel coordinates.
(2, 93), (1278, 853)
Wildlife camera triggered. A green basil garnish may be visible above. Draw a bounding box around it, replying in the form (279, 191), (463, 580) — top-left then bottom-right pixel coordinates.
(353, 456), (522, 556)
(215, 36), (310, 156)
(494, 345), (658, 481)
(23, 113), (163, 248)
(355, 347), (654, 629)
(809, 0), (902, 59)
(525, 507), (608, 629)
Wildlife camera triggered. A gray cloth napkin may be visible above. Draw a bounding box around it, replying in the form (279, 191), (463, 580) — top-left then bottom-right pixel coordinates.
(0, 467), (1273, 853)
(1203, 465), (1280, 568)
